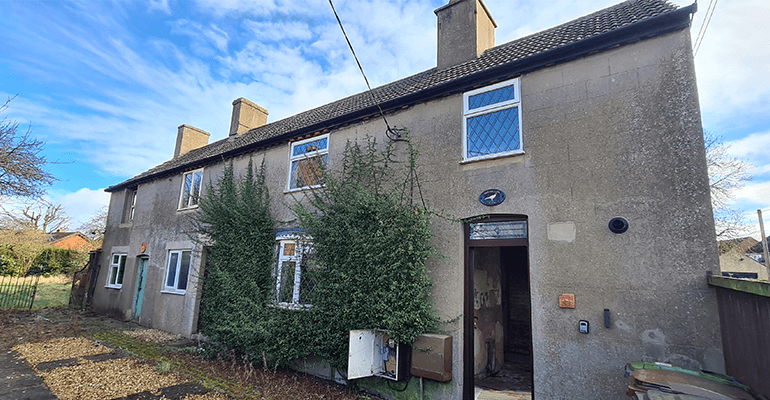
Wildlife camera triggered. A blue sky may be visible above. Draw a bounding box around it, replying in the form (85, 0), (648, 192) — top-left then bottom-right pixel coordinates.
(1, 0), (768, 237)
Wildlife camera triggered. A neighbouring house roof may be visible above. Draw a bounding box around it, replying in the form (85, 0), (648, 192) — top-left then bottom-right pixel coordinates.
(48, 231), (94, 249)
(749, 237), (770, 254)
(48, 231), (83, 242)
(106, 0), (694, 193)
(719, 237), (760, 255)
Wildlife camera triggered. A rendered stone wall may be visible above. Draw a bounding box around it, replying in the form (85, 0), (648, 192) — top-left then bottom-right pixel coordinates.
(93, 26), (720, 400)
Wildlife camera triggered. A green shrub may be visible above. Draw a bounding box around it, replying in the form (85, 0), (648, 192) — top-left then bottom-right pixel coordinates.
(294, 136), (438, 368)
(28, 247), (81, 276)
(197, 159), (277, 354)
(0, 247), (22, 276)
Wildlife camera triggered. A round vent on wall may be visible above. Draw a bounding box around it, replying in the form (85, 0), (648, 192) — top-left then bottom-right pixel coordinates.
(609, 217), (629, 234)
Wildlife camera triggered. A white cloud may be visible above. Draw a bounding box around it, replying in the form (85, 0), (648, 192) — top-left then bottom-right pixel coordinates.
(47, 188), (111, 230)
(243, 20), (313, 41)
(726, 131), (770, 164)
(171, 20), (230, 55)
(691, 0), (770, 129)
(148, 0), (172, 14)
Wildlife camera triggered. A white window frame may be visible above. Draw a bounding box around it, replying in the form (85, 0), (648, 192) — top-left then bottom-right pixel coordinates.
(106, 253), (127, 289)
(274, 238), (313, 308)
(178, 168), (204, 210)
(163, 249), (191, 294)
(287, 134), (329, 192)
(462, 77), (524, 162)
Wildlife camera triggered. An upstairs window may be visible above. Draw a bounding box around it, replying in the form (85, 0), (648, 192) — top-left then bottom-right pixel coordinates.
(463, 78), (523, 161)
(121, 188), (137, 223)
(128, 190), (137, 221)
(179, 168), (203, 210)
(164, 250), (191, 293)
(288, 135), (328, 191)
(106, 254), (126, 289)
(274, 239), (314, 307)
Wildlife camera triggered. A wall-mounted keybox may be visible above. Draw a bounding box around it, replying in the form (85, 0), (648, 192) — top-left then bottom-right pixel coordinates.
(579, 320), (590, 334)
(348, 330), (409, 381)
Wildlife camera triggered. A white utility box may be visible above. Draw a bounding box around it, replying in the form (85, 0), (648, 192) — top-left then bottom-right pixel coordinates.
(348, 329), (409, 381)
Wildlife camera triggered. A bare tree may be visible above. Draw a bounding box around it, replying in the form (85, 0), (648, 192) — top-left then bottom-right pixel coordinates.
(705, 131), (754, 239)
(0, 198), (70, 233)
(0, 96), (56, 199)
(78, 206), (107, 242)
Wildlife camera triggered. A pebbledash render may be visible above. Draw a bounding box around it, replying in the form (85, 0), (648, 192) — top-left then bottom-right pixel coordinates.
(92, 0), (723, 399)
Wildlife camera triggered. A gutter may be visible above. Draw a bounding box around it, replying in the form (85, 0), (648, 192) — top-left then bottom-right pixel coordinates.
(106, 3), (696, 193)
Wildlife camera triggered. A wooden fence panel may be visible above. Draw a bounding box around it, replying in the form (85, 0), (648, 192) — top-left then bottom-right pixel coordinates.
(709, 275), (770, 398)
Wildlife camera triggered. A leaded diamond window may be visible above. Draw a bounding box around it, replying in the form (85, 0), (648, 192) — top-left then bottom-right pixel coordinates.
(468, 85), (516, 110)
(463, 78), (523, 161)
(289, 134), (329, 190)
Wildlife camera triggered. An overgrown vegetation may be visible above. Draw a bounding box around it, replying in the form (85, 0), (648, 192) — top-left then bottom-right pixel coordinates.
(196, 160), (277, 352)
(293, 136), (438, 367)
(196, 135), (439, 370)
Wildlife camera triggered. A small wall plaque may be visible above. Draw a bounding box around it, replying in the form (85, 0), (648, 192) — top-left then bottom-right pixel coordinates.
(140, 242), (148, 253)
(479, 189), (505, 206)
(559, 294), (576, 309)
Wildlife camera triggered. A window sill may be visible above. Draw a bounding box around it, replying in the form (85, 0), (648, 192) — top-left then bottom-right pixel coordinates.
(160, 289), (186, 296)
(271, 302), (312, 310)
(460, 150), (525, 165)
(176, 205), (200, 212)
(284, 185), (325, 195)
(119, 222), (133, 228)
(105, 285), (122, 290)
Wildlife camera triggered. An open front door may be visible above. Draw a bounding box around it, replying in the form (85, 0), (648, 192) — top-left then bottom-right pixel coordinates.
(463, 216), (531, 399)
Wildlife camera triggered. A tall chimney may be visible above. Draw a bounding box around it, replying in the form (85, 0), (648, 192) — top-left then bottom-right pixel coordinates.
(174, 125), (210, 159)
(229, 97), (268, 137)
(434, 0), (496, 70)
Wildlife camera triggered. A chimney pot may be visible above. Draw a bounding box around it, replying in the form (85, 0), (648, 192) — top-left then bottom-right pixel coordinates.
(229, 97), (268, 137)
(174, 125), (210, 159)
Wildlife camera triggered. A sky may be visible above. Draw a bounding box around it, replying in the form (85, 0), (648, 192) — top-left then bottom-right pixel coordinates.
(0, 0), (768, 237)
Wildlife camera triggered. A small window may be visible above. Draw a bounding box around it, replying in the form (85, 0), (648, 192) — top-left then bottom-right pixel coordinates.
(122, 189), (138, 223)
(106, 254), (127, 289)
(129, 190), (137, 221)
(288, 135), (328, 191)
(164, 250), (191, 293)
(274, 239), (314, 307)
(179, 168), (203, 210)
(463, 78), (523, 161)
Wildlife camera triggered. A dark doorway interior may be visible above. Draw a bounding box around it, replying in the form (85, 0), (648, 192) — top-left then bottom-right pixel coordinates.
(474, 246), (532, 393)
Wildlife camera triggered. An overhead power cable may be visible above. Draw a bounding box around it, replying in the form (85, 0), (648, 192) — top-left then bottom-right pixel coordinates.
(327, 0), (406, 141)
(693, 0), (719, 57)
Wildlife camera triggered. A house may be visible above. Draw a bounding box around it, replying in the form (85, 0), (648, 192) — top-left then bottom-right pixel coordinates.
(48, 229), (95, 252)
(718, 237), (768, 280)
(91, 0), (725, 398)
(748, 236), (769, 264)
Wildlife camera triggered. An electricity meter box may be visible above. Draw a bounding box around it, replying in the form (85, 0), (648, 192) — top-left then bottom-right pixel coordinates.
(348, 330), (410, 381)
